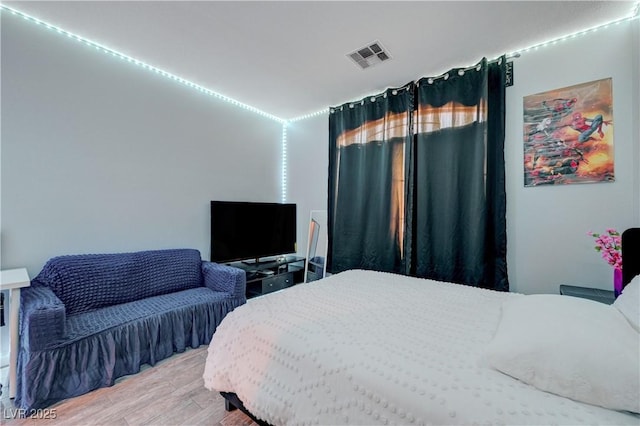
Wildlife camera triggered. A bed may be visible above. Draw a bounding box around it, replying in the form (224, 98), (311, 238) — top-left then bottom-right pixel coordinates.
(203, 229), (640, 425)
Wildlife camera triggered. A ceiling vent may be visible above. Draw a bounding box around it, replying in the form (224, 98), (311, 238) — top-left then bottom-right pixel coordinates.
(347, 40), (392, 70)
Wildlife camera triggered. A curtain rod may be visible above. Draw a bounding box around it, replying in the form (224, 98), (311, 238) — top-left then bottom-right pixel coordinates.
(333, 53), (520, 110)
(421, 53), (520, 84)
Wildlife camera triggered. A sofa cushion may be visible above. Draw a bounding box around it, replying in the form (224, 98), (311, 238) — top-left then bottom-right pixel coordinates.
(34, 249), (204, 316)
(64, 286), (231, 344)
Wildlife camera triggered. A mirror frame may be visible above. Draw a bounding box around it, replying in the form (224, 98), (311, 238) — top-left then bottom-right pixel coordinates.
(304, 210), (328, 283)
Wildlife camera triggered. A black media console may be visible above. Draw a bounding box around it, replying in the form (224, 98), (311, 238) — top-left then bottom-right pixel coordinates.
(229, 256), (305, 299)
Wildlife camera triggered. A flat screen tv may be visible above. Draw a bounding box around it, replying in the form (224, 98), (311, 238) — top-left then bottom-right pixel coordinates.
(210, 201), (297, 263)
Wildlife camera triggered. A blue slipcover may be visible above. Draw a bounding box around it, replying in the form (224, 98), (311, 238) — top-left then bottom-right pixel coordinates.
(16, 249), (246, 411)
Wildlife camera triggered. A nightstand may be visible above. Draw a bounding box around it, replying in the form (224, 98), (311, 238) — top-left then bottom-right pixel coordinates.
(559, 284), (615, 305)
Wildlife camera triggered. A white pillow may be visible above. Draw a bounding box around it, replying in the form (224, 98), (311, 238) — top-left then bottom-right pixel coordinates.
(614, 275), (640, 332)
(482, 294), (640, 413)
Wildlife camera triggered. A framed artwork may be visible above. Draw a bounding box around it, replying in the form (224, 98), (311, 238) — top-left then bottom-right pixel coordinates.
(523, 78), (614, 187)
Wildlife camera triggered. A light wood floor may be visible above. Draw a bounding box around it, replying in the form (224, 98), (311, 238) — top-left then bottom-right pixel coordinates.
(0, 347), (257, 426)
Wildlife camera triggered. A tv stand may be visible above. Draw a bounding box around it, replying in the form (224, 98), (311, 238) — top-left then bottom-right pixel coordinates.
(241, 257), (280, 266)
(230, 256), (305, 298)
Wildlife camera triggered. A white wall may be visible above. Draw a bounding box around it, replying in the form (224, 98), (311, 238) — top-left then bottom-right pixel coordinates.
(288, 20), (640, 295)
(505, 19), (639, 294)
(286, 115), (329, 258)
(635, 19), (640, 224)
(1, 13), (284, 362)
(0, 13), (283, 274)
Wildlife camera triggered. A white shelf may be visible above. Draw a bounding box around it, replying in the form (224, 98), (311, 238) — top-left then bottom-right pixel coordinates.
(1, 268), (30, 290)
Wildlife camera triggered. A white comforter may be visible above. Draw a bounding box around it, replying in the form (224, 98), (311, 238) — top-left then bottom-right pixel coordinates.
(204, 270), (638, 425)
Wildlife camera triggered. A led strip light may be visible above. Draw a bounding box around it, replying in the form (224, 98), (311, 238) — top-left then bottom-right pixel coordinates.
(1, 2), (638, 203)
(281, 125), (288, 203)
(508, 2), (639, 55)
(289, 108), (330, 123)
(0, 4), (286, 124)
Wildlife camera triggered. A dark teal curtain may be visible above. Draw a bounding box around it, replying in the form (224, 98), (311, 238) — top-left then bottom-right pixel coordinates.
(328, 85), (413, 274)
(409, 58), (508, 290)
(328, 57), (508, 291)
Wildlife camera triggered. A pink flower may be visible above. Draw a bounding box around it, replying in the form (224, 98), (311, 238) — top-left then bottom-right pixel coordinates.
(589, 228), (622, 270)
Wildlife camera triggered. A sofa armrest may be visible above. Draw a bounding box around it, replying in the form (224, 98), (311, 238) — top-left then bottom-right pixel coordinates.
(20, 284), (67, 351)
(201, 262), (246, 300)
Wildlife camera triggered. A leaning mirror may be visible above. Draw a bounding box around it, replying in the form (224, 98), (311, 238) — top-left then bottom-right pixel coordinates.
(304, 210), (327, 282)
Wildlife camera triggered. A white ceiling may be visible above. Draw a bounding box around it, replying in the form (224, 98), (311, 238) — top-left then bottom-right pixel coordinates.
(4, 1), (637, 120)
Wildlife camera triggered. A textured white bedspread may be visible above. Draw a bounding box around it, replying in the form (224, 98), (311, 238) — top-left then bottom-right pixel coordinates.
(204, 270), (638, 425)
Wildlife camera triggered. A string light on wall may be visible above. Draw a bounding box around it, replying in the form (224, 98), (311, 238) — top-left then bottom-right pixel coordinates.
(508, 2), (639, 56)
(0, 4), (286, 124)
(3, 2), (637, 123)
(0, 3), (292, 200)
(281, 125), (288, 203)
(289, 108), (330, 123)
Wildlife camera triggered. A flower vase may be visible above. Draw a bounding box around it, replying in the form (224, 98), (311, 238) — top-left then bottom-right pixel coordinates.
(613, 267), (623, 298)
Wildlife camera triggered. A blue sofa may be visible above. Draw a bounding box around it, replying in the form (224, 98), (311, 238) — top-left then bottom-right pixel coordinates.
(16, 248), (245, 411)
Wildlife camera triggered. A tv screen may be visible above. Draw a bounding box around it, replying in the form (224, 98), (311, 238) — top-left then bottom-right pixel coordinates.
(210, 201), (297, 263)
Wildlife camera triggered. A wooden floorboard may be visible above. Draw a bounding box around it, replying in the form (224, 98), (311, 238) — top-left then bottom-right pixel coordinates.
(0, 347), (257, 426)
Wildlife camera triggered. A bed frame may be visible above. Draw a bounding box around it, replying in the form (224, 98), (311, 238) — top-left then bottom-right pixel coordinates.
(220, 391), (271, 426)
(219, 227), (640, 423)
